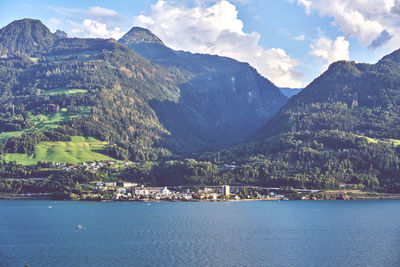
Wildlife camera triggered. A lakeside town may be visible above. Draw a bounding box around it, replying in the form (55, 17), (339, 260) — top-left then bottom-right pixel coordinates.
(5, 178), (400, 201)
(7, 183), (319, 201)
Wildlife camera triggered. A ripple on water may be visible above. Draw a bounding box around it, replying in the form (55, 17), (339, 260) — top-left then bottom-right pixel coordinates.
(0, 200), (399, 266)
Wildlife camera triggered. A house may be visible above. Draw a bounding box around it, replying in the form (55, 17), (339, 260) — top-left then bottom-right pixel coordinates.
(95, 182), (107, 191)
(134, 187), (157, 196)
(122, 182), (137, 188)
(117, 188), (127, 194)
(160, 186), (170, 196)
(182, 194), (192, 200)
(105, 182), (116, 187)
(224, 162), (237, 170)
(134, 186), (169, 196)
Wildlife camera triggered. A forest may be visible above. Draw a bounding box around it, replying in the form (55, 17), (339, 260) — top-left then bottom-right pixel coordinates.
(0, 18), (400, 195)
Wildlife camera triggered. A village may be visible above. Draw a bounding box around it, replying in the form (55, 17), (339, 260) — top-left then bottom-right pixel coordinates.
(81, 182), (318, 201)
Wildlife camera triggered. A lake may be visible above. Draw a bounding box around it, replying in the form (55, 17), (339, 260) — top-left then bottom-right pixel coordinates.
(0, 200), (399, 266)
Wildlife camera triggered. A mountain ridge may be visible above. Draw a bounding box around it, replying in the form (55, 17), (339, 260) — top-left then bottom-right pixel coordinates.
(118, 25), (287, 152)
(0, 18), (287, 160)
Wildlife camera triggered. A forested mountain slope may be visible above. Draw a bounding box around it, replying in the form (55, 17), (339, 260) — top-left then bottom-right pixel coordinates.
(0, 19), (287, 163)
(208, 54), (400, 193)
(0, 19), (184, 161)
(119, 27), (287, 151)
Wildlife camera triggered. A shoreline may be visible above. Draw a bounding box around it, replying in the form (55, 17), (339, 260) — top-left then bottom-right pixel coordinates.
(1, 195), (400, 201)
(2, 189), (400, 201)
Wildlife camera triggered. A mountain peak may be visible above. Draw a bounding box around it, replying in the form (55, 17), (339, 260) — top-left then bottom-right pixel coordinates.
(0, 18), (55, 55)
(54, 29), (68, 38)
(119, 26), (164, 46)
(378, 48), (400, 64)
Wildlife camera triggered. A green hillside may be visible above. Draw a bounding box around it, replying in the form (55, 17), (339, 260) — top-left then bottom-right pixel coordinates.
(4, 136), (114, 165)
(41, 88), (88, 96)
(0, 106), (91, 141)
(210, 53), (400, 193)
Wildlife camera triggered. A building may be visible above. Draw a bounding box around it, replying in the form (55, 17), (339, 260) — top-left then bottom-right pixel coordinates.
(224, 161), (237, 170)
(122, 182), (137, 188)
(222, 185), (230, 197)
(117, 188), (127, 194)
(160, 187), (170, 196)
(134, 187), (165, 196)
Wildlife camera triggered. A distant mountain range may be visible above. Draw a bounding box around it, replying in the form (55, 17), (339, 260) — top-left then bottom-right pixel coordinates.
(0, 19), (286, 160)
(0, 18), (399, 193)
(279, 87), (301, 98)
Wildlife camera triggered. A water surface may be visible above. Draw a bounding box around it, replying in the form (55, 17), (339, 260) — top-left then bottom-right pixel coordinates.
(0, 200), (399, 266)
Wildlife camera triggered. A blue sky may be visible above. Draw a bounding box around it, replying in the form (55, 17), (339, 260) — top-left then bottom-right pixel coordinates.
(1, 0), (399, 88)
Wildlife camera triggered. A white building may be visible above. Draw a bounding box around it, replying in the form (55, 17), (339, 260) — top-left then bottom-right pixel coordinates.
(117, 188), (127, 194)
(122, 182), (137, 188)
(134, 187), (164, 196)
(222, 185), (230, 197)
(105, 182), (116, 187)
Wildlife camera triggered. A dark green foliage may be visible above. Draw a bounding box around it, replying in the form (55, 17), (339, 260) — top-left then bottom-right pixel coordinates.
(0, 18), (56, 56)
(1, 18), (400, 194)
(1, 130), (71, 154)
(0, 18), (287, 163)
(216, 52), (400, 193)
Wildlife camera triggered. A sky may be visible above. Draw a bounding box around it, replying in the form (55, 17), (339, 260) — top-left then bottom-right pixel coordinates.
(1, 0), (399, 88)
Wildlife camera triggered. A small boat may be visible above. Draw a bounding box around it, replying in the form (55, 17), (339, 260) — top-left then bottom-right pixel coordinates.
(48, 206), (52, 209)
(76, 224), (84, 229)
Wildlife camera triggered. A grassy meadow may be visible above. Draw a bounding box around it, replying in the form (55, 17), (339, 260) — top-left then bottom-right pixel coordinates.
(4, 136), (114, 165)
(0, 105), (91, 140)
(41, 88), (88, 96)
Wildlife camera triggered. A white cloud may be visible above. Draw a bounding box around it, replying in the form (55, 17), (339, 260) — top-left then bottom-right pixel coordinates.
(47, 6), (127, 39)
(88, 6), (119, 17)
(297, 0), (312, 15)
(47, 18), (62, 31)
(69, 19), (124, 39)
(300, 0), (400, 49)
(287, 0), (312, 15)
(309, 35), (350, 70)
(134, 0), (304, 87)
(293, 34), (305, 41)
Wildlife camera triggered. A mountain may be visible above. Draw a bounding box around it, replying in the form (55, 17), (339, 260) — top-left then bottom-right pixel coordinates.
(256, 58), (400, 140)
(0, 18), (56, 56)
(118, 27), (179, 64)
(0, 19), (287, 164)
(0, 19), (186, 161)
(119, 27), (287, 152)
(54, 29), (68, 38)
(1, 18), (400, 193)
(279, 87), (301, 98)
(210, 54), (400, 193)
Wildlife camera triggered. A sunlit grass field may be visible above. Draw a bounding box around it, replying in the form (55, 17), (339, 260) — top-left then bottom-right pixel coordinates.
(4, 136), (113, 166)
(0, 105), (91, 139)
